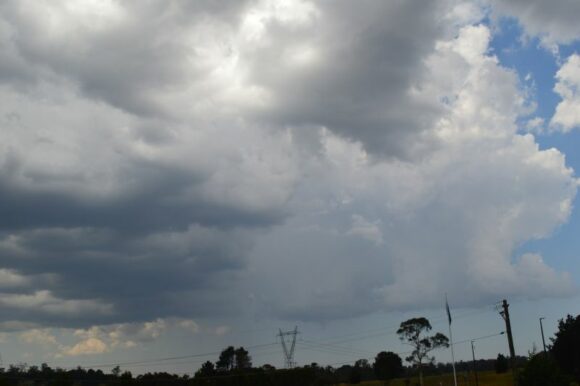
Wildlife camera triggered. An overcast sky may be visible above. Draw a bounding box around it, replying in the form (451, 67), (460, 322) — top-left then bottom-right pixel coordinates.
(1, 0), (580, 374)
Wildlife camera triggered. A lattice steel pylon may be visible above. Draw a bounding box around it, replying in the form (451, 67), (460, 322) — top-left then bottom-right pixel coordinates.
(277, 326), (299, 368)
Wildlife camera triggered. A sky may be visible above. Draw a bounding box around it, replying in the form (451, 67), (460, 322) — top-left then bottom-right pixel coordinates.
(1, 0), (580, 375)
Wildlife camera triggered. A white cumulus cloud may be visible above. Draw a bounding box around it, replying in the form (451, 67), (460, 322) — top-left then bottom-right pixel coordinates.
(0, 0), (576, 328)
(551, 54), (580, 131)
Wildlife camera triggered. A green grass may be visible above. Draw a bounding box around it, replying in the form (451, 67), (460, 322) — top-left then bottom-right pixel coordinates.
(338, 370), (513, 386)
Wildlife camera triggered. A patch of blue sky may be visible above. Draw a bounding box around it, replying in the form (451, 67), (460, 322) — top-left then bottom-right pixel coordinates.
(488, 17), (580, 274)
(488, 17), (559, 129)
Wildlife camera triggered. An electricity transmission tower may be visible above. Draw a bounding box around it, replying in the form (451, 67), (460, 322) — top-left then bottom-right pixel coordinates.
(277, 326), (299, 368)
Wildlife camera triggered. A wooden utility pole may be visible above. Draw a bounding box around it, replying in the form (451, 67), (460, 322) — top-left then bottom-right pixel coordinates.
(499, 299), (516, 385)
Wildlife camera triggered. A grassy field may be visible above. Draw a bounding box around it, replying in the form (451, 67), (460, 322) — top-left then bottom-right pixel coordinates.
(338, 370), (513, 386)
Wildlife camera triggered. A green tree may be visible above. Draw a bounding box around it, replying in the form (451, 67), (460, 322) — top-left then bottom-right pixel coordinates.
(354, 359), (373, 381)
(27, 365), (40, 376)
(111, 366), (121, 377)
(374, 351), (404, 384)
(518, 352), (569, 386)
(216, 346), (235, 372)
(494, 353), (508, 373)
(120, 370), (133, 386)
(551, 314), (580, 381)
(349, 363), (362, 384)
(234, 346), (252, 369)
(195, 361), (216, 378)
(397, 317), (449, 386)
(41, 363), (54, 377)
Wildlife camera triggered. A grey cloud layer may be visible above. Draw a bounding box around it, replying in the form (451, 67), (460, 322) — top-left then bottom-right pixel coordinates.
(239, 0), (449, 158)
(0, 0), (577, 329)
(490, 0), (580, 45)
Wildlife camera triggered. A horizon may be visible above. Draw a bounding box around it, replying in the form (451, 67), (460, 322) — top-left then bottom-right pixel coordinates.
(0, 0), (580, 377)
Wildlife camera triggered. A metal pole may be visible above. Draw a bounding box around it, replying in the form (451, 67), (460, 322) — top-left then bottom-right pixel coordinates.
(445, 294), (458, 386)
(539, 317), (546, 353)
(471, 341), (479, 386)
(448, 320), (458, 386)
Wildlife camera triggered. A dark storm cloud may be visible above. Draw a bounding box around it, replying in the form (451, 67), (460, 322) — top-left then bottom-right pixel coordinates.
(0, 0), (455, 158)
(0, 159), (284, 232)
(242, 0), (449, 158)
(0, 0), (452, 157)
(0, 0), (576, 332)
(4, 0), (450, 329)
(0, 223), (254, 327)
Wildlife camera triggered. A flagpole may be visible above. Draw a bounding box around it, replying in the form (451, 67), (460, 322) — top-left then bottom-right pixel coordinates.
(446, 294), (458, 386)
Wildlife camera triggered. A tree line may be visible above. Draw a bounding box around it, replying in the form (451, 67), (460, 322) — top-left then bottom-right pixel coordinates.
(0, 317), (449, 386)
(517, 314), (580, 386)
(0, 314), (579, 386)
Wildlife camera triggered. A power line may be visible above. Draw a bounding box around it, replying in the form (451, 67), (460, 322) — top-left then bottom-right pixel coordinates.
(320, 348), (416, 368)
(80, 342), (277, 369)
(452, 332), (506, 346)
(55, 346), (283, 373)
(303, 306), (495, 348)
(46, 302), (499, 372)
(299, 339), (375, 356)
(298, 343), (370, 358)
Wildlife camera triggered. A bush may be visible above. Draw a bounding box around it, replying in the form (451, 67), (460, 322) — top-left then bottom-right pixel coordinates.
(517, 353), (570, 386)
(495, 353), (508, 374)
